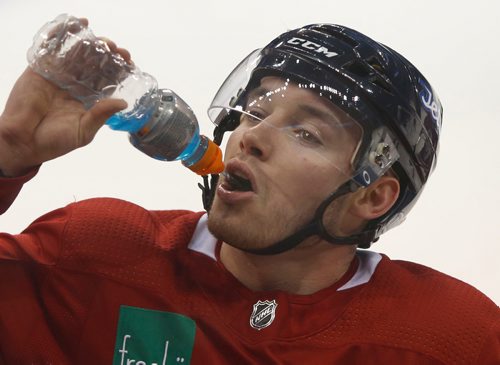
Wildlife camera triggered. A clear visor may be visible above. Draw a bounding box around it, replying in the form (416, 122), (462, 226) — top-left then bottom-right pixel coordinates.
(208, 49), (263, 124)
(221, 76), (365, 173)
(208, 49), (400, 183)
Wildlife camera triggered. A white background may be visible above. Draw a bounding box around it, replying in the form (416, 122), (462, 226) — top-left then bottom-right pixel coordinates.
(0, 0), (498, 304)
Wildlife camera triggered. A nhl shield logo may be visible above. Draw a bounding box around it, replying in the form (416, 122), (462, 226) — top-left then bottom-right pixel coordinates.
(250, 300), (278, 330)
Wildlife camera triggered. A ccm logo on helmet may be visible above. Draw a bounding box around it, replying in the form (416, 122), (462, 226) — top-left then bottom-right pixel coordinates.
(286, 37), (339, 58)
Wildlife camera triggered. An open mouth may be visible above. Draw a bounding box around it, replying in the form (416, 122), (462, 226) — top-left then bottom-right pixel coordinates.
(221, 171), (254, 192)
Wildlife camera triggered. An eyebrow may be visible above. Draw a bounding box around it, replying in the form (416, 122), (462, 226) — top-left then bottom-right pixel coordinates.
(246, 86), (276, 104)
(297, 104), (341, 127)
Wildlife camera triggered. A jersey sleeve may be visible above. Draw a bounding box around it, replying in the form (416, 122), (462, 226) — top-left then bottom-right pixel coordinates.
(0, 167), (69, 264)
(0, 167), (39, 214)
(0, 204), (71, 264)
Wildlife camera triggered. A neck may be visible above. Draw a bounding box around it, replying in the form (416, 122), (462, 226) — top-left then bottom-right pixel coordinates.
(220, 237), (357, 295)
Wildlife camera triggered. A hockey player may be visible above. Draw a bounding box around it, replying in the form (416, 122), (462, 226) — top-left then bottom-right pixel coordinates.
(0, 23), (498, 364)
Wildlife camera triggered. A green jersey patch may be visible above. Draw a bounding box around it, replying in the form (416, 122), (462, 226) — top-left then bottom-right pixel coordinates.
(113, 306), (196, 365)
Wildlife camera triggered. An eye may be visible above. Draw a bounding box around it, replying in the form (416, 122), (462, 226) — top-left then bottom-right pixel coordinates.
(241, 109), (265, 123)
(294, 128), (322, 145)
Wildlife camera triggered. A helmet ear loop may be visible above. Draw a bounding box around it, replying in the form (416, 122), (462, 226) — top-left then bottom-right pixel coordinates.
(314, 180), (378, 248)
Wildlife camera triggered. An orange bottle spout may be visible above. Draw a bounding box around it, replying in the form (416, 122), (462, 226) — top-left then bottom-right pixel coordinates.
(186, 137), (224, 175)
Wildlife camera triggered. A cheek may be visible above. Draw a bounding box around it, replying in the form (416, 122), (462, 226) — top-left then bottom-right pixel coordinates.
(278, 156), (338, 202)
(222, 130), (242, 160)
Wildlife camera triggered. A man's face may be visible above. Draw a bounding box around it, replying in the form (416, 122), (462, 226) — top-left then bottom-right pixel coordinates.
(208, 76), (362, 251)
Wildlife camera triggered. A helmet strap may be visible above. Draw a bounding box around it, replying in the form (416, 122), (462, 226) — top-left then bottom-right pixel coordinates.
(241, 180), (378, 256)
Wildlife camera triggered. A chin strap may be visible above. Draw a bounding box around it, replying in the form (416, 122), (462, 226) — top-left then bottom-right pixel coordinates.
(199, 174), (218, 212)
(242, 180), (379, 255)
(199, 122), (228, 212)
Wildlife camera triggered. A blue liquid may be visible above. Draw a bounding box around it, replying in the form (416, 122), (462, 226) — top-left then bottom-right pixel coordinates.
(110, 111), (205, 164)
(176, 130), (201, 162)
(106, 110), (153, 133)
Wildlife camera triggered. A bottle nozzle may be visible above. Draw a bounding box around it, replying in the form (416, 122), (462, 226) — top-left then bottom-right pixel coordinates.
(186, 137), (224, 175)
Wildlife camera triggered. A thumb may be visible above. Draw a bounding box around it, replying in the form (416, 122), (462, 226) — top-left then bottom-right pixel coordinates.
(79, 98), (127, 144)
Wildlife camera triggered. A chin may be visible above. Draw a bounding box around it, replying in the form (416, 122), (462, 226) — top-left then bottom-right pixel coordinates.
(207, 192), (320, 251)
(207, 204), (300, 253)
(207, 209), (254, 249)
(207, 206), (277, 251)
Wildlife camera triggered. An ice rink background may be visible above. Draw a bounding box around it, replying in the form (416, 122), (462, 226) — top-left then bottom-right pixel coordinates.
(0, 0), (498, 303)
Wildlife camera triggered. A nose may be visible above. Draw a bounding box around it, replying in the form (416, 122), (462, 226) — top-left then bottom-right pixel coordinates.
(239, 119), (273, 160)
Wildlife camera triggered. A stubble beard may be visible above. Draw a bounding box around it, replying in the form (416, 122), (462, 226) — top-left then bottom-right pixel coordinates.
(207, 196), (315, 252)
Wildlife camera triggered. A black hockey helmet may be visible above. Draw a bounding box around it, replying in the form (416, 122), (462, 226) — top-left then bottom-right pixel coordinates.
(203, 24), (442, 252)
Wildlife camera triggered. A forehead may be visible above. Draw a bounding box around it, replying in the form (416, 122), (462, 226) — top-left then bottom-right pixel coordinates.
(247, 76), (360, 128)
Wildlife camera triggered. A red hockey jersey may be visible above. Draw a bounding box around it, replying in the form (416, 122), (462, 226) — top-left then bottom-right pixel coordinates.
(0, 173), (499, 364)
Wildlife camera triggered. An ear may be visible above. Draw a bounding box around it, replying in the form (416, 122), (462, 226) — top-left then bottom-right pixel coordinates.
(349, 175), (400, 220)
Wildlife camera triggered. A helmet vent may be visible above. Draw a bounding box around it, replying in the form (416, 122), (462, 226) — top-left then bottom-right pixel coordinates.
(310, 25), (359, 48)
(367, 56), (384, 73)
(343, 60), (393, 93)
(366, 56), (393, 93)
(370, 76), (393, 93)
(343, 60), (372, 77)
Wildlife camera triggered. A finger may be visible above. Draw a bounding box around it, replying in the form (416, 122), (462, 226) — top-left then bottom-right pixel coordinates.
(66, 16), (88, 36)
(79, 17), (89, 27)
(116, 47), (131, 63)
(98, 36), (118, 52)
(79, 98), (127, 144)
(97, 37), (132, 63)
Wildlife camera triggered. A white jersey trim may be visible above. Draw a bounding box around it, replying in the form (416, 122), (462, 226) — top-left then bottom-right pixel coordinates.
(337, 250), (382, 291)
(188, 214), (383, 290)
(188, 214), (217, 260)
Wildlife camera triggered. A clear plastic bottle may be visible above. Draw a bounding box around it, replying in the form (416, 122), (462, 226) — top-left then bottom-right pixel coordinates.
(26, 14), (223, 175)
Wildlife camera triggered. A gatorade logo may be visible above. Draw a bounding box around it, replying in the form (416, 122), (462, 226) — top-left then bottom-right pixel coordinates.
(113, 306), (196, 365)
(286, 37), (339, 58)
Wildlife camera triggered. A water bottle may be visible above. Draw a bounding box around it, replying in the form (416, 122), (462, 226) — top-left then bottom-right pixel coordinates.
(26, 14), (224, 175)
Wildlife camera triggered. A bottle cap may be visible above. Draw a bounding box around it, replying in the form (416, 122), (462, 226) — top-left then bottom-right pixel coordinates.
(187, 137), (224, 175)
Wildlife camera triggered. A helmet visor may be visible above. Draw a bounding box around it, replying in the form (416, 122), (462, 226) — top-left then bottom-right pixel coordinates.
(212, 74), (364, 179)
(208, 49), (263, 124)
(208, 49), (400, 185)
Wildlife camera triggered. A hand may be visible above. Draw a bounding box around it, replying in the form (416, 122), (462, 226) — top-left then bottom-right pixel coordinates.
(0, 40), (131, 177)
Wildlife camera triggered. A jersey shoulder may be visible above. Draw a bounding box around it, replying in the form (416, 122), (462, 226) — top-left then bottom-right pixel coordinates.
(309, 254), (499, 365)
(363, 256), (498, 363)
(57, 197), (204, 287)
(381, 257), (498, 315)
